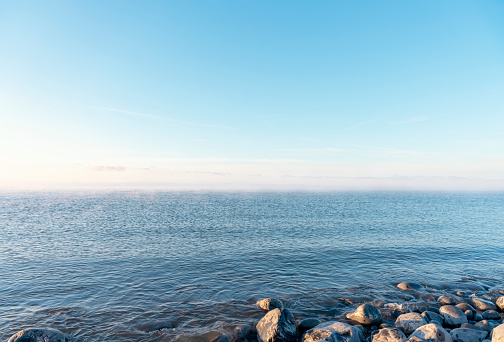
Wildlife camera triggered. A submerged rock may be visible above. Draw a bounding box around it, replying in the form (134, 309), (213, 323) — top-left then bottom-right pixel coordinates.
(8, 328), (68, 342)
(472, 298), (496, 311)
(450, 328), (487, 342)
(439, 305), (468, 327)
(394, 312), (427, 336)
(492, 324), (504, 342)
(298, 319), (322, 335)
(302, 321), (363, 342)
(257, 308), (296, 342)
(372, 328), (407, 342)
(397, 283), (424, 291)
(439, 296), (456, 305)
(348, 304), (383, 325)
(258, 298), (285, 311)
(407, 323), (452, 342)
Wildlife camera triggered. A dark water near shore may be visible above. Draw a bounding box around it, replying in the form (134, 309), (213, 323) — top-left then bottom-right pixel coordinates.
(1, 191), (504, 341)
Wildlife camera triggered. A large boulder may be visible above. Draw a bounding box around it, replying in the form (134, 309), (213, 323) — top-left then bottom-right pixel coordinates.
(407, 323), (452, 342)
(450, 328), (488, 342)
(395, 313), (427, 336)
(257, 308), (297, 342)
(397, 283), (424, 291)
(347, 304), (383, 325)
(302, 321), (363, 342)
(439, 306), (468, 327)
(258, 298), (285, 311)
(472, 298), (496, 311)
(8, 328), (68, 342)
(492, 324), (504, 342)
(373, 328), (407, 342)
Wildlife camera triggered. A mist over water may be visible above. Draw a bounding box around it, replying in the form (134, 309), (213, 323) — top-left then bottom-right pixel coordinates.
(1, 191), (503, 341)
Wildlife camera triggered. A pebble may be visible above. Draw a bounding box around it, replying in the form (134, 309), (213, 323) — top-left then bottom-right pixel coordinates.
(457, 303), (476, 312)
(482, 310), (501, 320)
(407, 323), (451, 342)
(422, 311), (444, 325)
(347, 303), (383, 325)
(440, 305), (468, 327)
(472, 298), (496, 311)
(394, 312), (427, 336)
(372, 328), (406, 342)
(450, 328), (488, 342)
(439, 296), (456, 305)
(257, 298), (284, 311)
(302, 321), (363, 342)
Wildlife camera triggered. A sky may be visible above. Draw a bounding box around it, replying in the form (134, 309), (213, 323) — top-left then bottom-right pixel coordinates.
(0, 1), (503, 191)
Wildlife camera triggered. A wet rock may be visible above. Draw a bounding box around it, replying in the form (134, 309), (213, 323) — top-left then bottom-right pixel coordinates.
(460, 323), (482, 330)
(450, 328), (487, 342)
(482, 311), (501, 320)
(456, 304), (476, 312)
(394, 312), (427, 336)
(472, 298), (496, 311)
(258, 298), (285, 311)
(491, 324), (504, 342)
(496, 297), (504, 312)
(475, 321), (492, 333)
(428, 308), (441, 315)
(439, 297), (456, 305)
(7, 328), (68, 342)
(372, 328), (407, 342)
(440, 306), (468, 327)
(348, 304), (383, 325)
(422, 311), (444, 325)
(302, 321), (363, 342)
(257, 308), (296, 342)
(473, 313), (483, 322)
(298, 319), (322, 335)
(465, 310), (474, 321)
(407, 323), (452, 342)
(398, 283), (424, 291)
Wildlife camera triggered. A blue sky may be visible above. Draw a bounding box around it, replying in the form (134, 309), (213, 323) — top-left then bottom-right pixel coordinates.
(1, 1), (503, 190)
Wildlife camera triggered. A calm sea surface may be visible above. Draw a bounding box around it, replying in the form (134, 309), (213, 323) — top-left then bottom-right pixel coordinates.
(1, 191), (503, 341)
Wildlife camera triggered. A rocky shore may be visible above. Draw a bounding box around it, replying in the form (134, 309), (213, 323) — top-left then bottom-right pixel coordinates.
(7, 282), (504, 342)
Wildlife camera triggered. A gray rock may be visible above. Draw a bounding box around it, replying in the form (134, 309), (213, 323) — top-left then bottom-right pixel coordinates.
(465, 310), (474, 321)
(298, 319), (322, 335)
(428, 308), (441, 314)
(472, 298), (496, 311)
(373, 328), (407, 342)
(302, 321), (363, 342)
(398, 283), (424, 291)
(460, 323), (482, 330)
(348, 304), (383, 325)
(258, 298), (285, 311)
(439, 297), (456, 305)
(473, 313), (483, 322)
(8, 328), (68, 342)
(491, 324), (504, 342)
(456, 304), (476, 312)
(450, 328), (487, 342)
(496, 297), (504, 312)
(394, 313), (427, 336)
(257, 308), (296, 342)
(475, 321), (492, 333)
(440, 306), (468, 327)
(422, 311), (444, 325)
(482, 311), (501, 320)
(407, 323), (452, 342)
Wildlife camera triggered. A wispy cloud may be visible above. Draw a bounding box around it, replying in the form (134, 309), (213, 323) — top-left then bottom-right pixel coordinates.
(86, 105), (234, 130)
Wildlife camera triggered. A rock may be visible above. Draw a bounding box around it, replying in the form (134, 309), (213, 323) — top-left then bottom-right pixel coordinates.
(482, 311), (501, 320)
(372, 328), (407, 342)
(491, 324), (504, 342)
(212, 336), (232, 342)
(398, 283), (424, 291)
(456, 304), (476, 312)
(8, 328), (68, 342)
(475, 321), (492, 333)
(473, 313), (483, 322)
(394, 313), (427, 336)
(302, 321), (363, 342)
(407, 323), (452, 342)
(428, 308), (441, 314)
(460, 323), (482, 330)
(439, 297), (456, 305)
(422, 311), (444, 325)
(298, 319), (322, 335)
(348, 304), (383, 325)
(450, 328), (487, 342)
(373, 328), (407, 342)
(440, 306), (468, 327)
(257, 308), (296, 342)
(472, 298), (496, 311)
(465, 310), (474, 321)
(258, 298), (285, 311)
(138, 321), (175, 332)
(496, 297), (504, 312)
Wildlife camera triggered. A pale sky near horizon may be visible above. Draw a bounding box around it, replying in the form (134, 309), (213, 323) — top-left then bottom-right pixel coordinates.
(1, 1), (503, 190)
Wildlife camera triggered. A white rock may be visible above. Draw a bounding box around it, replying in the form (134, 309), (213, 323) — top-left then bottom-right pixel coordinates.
(407, 323), (452, 342)
(302, 321), (363, 342)
(395, 313), (427, 336)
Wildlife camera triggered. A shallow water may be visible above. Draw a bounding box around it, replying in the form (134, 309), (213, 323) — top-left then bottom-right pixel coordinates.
(1, 191), (503, 341)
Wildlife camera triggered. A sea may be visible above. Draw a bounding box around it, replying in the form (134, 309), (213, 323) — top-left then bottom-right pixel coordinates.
(1, 191), (503, 341)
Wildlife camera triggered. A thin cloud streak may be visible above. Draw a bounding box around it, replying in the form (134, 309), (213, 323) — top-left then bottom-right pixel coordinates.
(87, 105), (235, 130)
